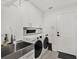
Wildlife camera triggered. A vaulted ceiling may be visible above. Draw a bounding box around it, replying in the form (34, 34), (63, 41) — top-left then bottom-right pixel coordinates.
(2, 0), (77, 12)
(28, 0), (77, 12)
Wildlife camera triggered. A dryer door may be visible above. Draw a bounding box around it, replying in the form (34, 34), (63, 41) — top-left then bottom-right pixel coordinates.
(44, 37), (49, 49)
(34, 40), (42, 58)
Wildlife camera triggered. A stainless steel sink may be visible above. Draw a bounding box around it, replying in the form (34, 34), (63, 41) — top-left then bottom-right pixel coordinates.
(1, 40), (32, 58)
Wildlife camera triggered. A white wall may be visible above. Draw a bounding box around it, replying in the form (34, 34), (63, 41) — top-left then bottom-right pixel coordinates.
(43, 5), (77, 55)
(1, 1), (43, 44)
(43, 12), (57, 42)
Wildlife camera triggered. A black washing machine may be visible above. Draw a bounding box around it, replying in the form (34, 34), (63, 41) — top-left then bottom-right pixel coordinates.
(44, 37), (49, 49)
(34, 40), (42, 58)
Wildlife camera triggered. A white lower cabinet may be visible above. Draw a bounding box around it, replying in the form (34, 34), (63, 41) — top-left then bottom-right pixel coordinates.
(19, 50), (34, 59)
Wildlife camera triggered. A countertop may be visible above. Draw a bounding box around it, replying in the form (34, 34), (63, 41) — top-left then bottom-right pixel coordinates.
(1, 41), (34, 59)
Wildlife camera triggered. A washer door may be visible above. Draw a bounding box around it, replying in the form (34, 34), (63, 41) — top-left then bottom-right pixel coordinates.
(35, 40), (42, 58)
(44, 37), (49, 49)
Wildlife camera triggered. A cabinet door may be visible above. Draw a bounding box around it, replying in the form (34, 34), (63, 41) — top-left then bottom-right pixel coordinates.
(19, 56), (24, 59)
(19, 50), (34, 59)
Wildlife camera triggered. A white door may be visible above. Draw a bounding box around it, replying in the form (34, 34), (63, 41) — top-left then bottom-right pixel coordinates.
(53, 11), (77, 55)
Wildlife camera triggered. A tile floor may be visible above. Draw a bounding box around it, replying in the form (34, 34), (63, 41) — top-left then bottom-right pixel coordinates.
(40, 50), (62, 59)
(40, 50), (76, 59)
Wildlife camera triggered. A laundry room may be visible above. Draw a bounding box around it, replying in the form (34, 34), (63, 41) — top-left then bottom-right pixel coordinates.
(1, 0), (77, 59)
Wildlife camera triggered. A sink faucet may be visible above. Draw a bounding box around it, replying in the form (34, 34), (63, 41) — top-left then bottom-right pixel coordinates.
(11, 35), (16, 52)
(14, 41), (16, 52)
(11, 34), (13, 44)
(13, 35), (16, 52)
